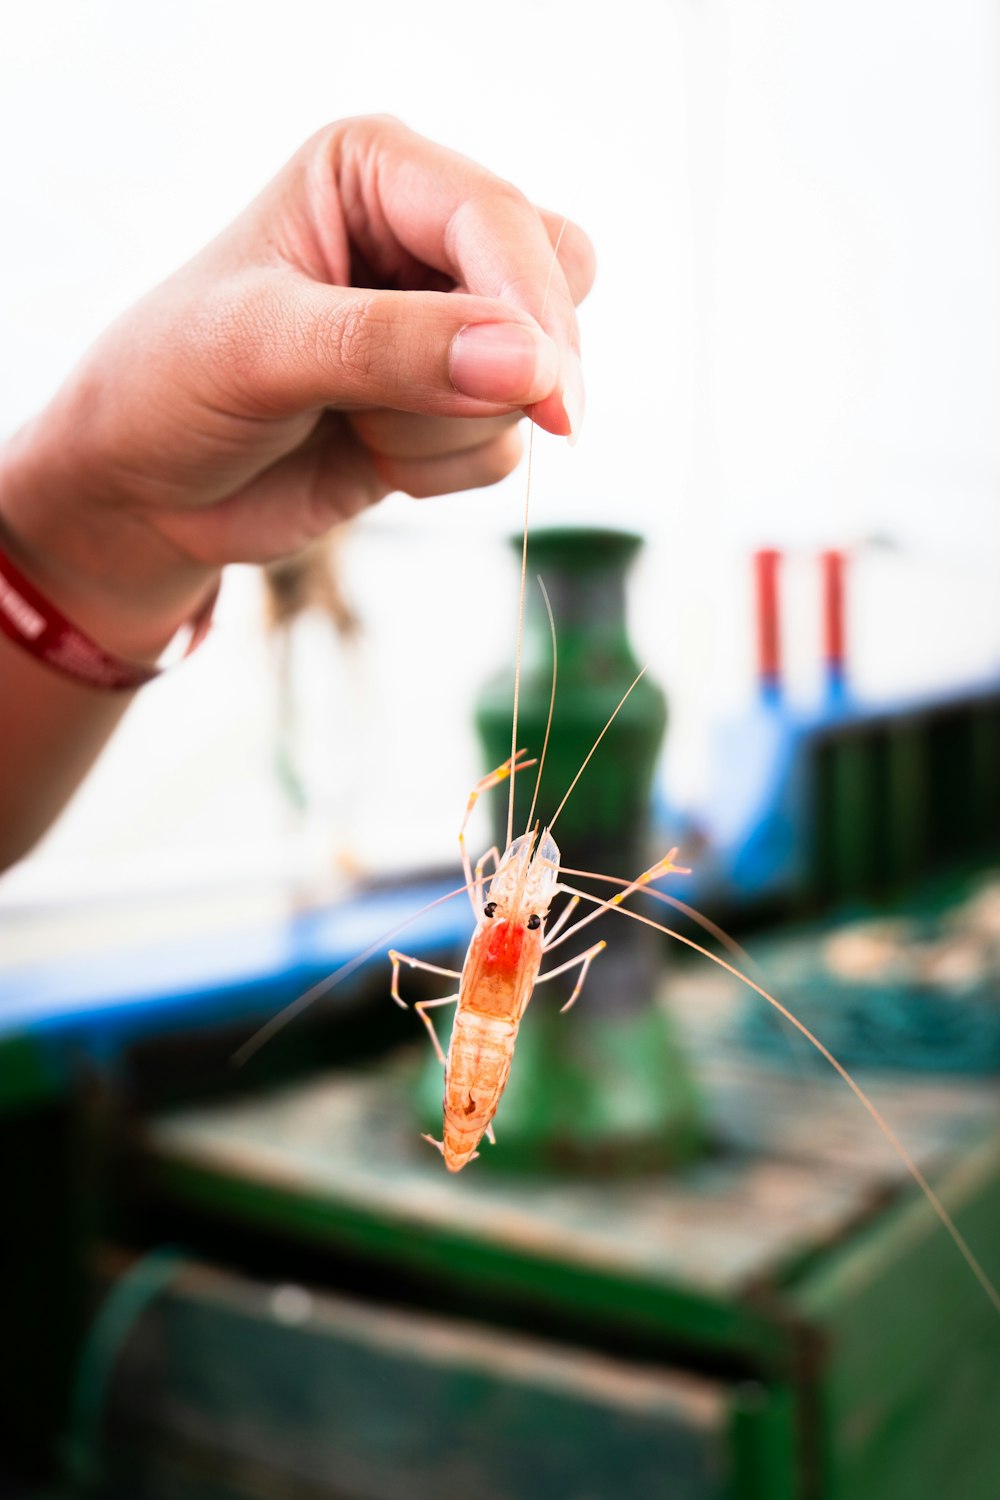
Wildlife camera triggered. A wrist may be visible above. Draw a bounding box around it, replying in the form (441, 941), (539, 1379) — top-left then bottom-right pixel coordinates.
(0, 417), (220, 663)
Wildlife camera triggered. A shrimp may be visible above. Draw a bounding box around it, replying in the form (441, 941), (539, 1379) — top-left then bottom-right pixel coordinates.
(391, 817), (570, 1173)
(387, 609), (697, 1173)
(390, 742), (688, 1172)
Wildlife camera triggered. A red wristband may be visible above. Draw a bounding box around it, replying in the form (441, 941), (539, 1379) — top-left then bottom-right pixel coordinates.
(0, 536), (217, 691)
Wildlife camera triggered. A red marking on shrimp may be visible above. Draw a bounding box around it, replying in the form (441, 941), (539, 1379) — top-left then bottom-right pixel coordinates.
(484, 920), (524, 972)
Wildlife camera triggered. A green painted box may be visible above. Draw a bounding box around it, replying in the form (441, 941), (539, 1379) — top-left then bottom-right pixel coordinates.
(98, 968), (1000, 1500)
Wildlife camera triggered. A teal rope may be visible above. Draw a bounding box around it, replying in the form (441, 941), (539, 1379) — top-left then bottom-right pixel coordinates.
(62, 1247), (185, 1495)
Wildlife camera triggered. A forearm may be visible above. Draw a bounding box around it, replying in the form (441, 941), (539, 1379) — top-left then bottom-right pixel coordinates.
(0, 415), (219, 873)
(0, 632), (133, 869)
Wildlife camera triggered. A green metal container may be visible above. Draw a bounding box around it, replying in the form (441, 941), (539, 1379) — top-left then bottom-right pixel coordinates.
(476, 527), (666, 872)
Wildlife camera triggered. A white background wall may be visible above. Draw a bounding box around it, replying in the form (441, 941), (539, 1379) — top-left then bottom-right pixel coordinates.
(2, 1), (999, 906)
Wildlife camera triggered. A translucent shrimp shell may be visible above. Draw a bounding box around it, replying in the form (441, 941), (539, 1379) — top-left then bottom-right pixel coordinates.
(486, 830), (561, 919)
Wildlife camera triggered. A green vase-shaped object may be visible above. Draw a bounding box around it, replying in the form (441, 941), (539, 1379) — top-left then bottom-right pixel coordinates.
(417, 526), (705, 1173)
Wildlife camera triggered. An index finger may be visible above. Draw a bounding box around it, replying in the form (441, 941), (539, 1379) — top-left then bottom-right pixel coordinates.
(332, 118), (589, 437)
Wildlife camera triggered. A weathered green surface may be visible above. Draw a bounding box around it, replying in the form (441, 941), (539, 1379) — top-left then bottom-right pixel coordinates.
(140, 1131), (791, 1368)
(104, 1262), (734, 1500)
(726, 1381), (797, 1500)
(792, 1132), (1000, 1500)
(140, 1031), (883, 1370)
(125, 965), (1000, 1498)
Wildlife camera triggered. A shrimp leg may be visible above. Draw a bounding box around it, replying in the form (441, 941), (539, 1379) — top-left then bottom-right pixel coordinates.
(545, 851), (686, 955)
(536, 940), (607, 1013)
(388, 949), (461, 1011)
(411, 991), (497, 1147)
(541, 895), (581, 947)
(389, 953), (490, 1135)
(413, 994), (461, 1066)
(472, 846), (502, 916)
(458, 750), (536, 907)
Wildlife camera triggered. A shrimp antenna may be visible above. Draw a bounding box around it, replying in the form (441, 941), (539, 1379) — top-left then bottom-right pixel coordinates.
(231, 878), (476, 1067)
(557, 881), (1000, 1319)
(548, 863), (759, 975)
(507, 217), (570, 850)
(547, 668), (647, 834)
(524, 575), (558, 838)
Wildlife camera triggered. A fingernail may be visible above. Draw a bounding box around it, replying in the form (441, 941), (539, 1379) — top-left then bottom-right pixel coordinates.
(561, 350), (585, 445)
(450, 323), (560, 404)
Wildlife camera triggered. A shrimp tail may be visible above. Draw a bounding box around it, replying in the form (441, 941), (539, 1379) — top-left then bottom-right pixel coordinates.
(421, 1133), (479, 1166)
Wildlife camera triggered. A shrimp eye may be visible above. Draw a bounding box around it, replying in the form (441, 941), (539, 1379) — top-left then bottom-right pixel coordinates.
(527, 914), (542, 930)
(483, 901), (498, 918)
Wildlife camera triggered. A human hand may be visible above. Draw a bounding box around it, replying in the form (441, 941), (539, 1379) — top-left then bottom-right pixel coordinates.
(0, 116), (594, 657)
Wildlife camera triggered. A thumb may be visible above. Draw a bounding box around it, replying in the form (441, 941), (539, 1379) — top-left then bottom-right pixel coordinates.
(228, 272), (563, 423)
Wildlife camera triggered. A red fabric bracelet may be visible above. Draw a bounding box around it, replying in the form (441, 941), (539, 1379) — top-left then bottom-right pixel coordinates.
(0, 537), (217, 691)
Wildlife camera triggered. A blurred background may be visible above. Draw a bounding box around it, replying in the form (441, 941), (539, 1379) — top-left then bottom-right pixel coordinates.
(2, 0), (998, 899)
(1, 3), (999, 1499)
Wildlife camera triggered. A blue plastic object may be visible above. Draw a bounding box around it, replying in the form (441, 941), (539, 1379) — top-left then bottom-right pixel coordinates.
(0, 874), (473, 1078)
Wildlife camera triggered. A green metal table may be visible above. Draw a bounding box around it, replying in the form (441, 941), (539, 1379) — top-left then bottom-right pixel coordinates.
(104, 966), (1000, 1500)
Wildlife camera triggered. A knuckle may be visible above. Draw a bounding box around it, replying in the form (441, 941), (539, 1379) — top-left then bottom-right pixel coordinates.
(327, 296), (376, 375)
(445, 176), (532, 261)
(317, 294), (392, 390)
(488, 175), (533, 215)
(312, 112), (405, 158)
(344, 111), (407, 141)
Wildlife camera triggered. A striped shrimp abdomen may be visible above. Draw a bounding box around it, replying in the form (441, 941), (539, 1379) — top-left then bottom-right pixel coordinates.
(442, 1010), (516, 1171)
